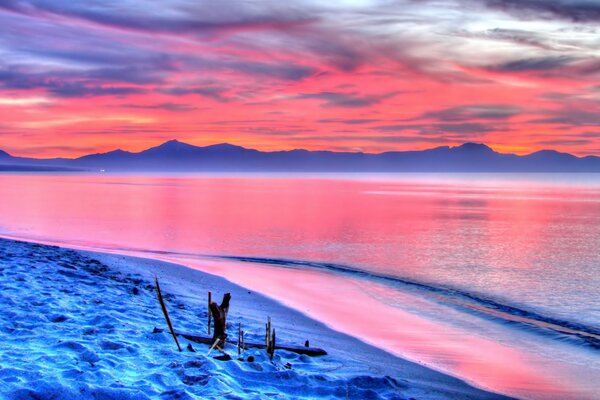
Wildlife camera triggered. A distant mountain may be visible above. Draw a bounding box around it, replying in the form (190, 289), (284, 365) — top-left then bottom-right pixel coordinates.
(1, 140), (600, 172)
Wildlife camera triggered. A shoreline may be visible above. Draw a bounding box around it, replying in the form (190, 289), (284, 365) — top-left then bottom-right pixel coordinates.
(0, 237), (510, 399)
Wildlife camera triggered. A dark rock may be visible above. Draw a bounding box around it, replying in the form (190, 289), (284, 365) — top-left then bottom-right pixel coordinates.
(213, 354), (232, 361)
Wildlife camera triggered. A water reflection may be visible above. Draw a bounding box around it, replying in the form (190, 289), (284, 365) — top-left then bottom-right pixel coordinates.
(0, 172), (599, 399)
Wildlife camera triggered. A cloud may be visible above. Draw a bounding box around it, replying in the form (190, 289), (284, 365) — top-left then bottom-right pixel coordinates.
(529, 110), (600, 126)
(0, 68), (147, 97)
(13, 144), (99, 156)
(417, 105), (522, 122)
(0, 0), (317, 37)
(119, 103), (198, 112)
(536, 138), (592, 146)
(581, 132), (600, 138)
(289, 134), (454, 145)
(159, 86), (232, 102)
(211, 59), (316, 81)
(481, 0), (600, 22)
(0, 64), (156, 97)
(482, 55), (600, 80)
(319, 118), (378, 124)
(488, 56), (575, 72)
(476, 28), (555, 50)
(295, 91), (398, 108)
(47, 83), (146, 98)
(375, 122), (500, 134)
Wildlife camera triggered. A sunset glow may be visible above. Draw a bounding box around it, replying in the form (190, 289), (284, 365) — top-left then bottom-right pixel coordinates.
(1, 1), (600, 157)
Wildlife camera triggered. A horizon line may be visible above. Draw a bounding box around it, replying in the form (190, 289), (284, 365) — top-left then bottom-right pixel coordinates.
(3, 140), (599, 161)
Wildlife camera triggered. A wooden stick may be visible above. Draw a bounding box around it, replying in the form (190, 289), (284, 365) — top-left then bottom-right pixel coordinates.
(155, 276), (182, 352)
(207, 291), (212, 335)
(237, 323), (241, 356)
(270, 329), (276, 360)
(207, 338), (221, 356)
(266, 317), (271, 348)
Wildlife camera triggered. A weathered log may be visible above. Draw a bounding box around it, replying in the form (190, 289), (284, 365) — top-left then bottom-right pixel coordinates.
(174, 331), (327, 356)
(209, 293), (231, 343)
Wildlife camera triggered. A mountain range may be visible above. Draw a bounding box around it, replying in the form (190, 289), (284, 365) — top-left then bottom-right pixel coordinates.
(1, 140), (600, 172)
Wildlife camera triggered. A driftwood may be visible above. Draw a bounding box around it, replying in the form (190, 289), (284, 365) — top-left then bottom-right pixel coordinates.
(154, 276), (182, 352)
(207, 291), (212, 335)
(268, 329), (276, 360)
(155, 289), (327, 357)
(209, 293), (231, 345)
(174, 331), (327, 356)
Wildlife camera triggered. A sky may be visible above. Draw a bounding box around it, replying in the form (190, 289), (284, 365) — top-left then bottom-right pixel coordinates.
(1, 0), (600, 158)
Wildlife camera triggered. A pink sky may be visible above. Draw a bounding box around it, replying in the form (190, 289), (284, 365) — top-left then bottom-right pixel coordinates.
(1, 1), (599, 158)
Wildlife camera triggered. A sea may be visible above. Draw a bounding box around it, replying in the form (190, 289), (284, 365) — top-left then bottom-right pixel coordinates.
(1, 172), (598, 400)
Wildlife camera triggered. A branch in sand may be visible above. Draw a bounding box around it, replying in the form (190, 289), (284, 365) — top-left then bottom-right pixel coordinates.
(207, 291), (212, 335)
(155, 276), (182, 352)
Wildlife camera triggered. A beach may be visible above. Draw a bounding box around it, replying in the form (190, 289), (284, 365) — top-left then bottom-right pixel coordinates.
(0, 237), (507, 399)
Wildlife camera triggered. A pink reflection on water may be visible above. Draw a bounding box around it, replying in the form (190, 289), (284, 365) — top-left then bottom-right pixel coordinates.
(1, 173), (600, 399)
(165, 256), (594, 400)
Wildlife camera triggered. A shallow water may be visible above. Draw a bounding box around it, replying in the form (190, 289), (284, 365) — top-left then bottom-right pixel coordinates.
(1, 172), (599, 399)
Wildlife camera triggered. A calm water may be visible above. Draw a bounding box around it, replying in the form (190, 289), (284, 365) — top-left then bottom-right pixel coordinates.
(1, 172), (599, 399)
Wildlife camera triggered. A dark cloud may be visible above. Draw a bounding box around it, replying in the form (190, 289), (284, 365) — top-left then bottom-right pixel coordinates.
(432, 123), (498, 134)
(319, 118), (378, 124)
(81, 65), (173, 85)
(529, 110), (600, 126)
(489, 56), (575, 72)
(216, 59), (316, 81)
(289, 135), (453, 144)
(484, 55), (600, 80)
(0, 68), (146, 97)
(47, 83), (145, 98)
(160, 86), (232, 102)
(295, 91), (398, 108)
(0, 0), (317, 36)
(482, 0), (600, 22)
(375, 122), (499, 134)
(15, 145), (99, 155)
(417, 105), (522, 122)
(119, 103), (198, 112)
(536, 139), (592, 146)
(0, 64), (155, 94)
(480, 28), (555, 50)
(581, 131), (600, 138)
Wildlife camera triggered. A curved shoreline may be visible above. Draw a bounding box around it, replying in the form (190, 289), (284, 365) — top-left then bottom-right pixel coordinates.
(0, 236), (511, 399)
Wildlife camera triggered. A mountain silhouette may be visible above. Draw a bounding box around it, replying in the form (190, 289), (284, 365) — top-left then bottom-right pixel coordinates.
(1, 141), (599, 172)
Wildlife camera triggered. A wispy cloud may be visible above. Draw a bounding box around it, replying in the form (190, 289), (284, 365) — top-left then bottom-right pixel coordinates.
(294, 91), (399, 108)
(480, 0), (600, 22)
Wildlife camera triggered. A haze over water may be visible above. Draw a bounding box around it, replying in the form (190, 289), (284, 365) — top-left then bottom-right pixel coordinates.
(1, 172), (599, 399)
